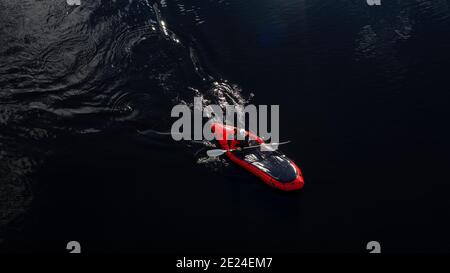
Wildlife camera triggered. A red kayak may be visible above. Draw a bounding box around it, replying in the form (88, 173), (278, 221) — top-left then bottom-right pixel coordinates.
(211, 123), (304, 191)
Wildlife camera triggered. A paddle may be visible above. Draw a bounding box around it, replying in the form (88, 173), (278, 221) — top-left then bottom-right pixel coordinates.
(206, 141), (291, 157)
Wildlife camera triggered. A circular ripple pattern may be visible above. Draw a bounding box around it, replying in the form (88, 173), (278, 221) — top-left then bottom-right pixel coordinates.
(0, 0), (246, 237)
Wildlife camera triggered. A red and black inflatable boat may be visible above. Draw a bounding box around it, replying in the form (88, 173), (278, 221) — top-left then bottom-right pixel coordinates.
(211, 123), (304, 191)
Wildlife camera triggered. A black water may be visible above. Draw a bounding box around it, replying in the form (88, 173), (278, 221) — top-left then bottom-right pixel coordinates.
(1, 0), (450, 253)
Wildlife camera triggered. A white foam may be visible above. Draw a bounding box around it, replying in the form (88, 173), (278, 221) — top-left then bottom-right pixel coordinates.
(67, 0), (81, 6)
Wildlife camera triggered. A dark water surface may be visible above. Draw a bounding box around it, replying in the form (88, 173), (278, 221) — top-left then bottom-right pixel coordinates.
(1, 0), (450, 253)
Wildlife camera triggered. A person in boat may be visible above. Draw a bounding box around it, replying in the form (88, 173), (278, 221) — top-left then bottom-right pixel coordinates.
(229, 127), (252, 151)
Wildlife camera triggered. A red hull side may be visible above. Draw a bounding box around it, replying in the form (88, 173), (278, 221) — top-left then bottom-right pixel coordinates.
(211, 123), (304, 191)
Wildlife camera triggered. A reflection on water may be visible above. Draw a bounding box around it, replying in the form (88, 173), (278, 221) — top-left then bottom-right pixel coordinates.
(0, 0), (246, 235)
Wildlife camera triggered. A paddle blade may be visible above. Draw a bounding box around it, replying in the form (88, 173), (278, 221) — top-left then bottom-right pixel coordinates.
(206, 149), (227, 157)
(260, 141), (291, 151)
(260, 143), (277, 151)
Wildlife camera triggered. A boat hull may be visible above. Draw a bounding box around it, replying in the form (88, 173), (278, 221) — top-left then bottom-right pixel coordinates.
(211, 123), (304, 191)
